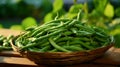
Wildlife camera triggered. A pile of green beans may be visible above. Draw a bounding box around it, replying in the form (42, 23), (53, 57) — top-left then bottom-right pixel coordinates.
(14, 13), (111, 52)
(0, 35), (14, 51)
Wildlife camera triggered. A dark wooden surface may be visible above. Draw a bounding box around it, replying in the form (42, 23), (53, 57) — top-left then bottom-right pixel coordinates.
(0, 29), (120, 67)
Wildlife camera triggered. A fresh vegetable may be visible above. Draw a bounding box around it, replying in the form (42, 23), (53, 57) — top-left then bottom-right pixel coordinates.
(14, 11), (112, 52)
(0, 35), (14, 51)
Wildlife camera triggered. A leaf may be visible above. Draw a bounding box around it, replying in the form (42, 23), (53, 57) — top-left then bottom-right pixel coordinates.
(53, 0), (63, 12)
(44, 9), (66, 23)
(66, 13), (78, 19)
(93, 0), (108, 14)
(110, 28), (120, 36)
(66, 4), (83, 19)
(44, 12), (54, 23)
(104, 3), (114, 18)
(115, 7), (120, 17)
(69, 4), (83, 13)
(109, 18), (120, 27)
(10, 25), (23, 30)
(114, 34), (120, 48)
(83, 2), (88, 17)
(89, 10), (101, 19)
(21, 17), (37, 29)
(0, 24), (3, 28)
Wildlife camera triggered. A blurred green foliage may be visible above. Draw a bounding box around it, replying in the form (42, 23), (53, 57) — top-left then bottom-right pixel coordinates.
(104, 3), (114, 18)
(9, 17), (37, 30)
(114, 34), (120, 48)
(0, 0), (52, 18)
(10, 25), (23, 30)
(21, 17), (37, 29)
(0, 24), (3, 28)
(44, 0), (66, 22)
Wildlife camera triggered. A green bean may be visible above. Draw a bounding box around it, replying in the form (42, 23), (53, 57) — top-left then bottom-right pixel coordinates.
(15, 41), (24, 48)
(21, 38), (48, 50)
(77, 9), (82, 21)
(21, 43), (36, 50)
(75, 24), (95, 34)
(49, 38), (71, 52)
(57, 42), (66, 46)
(25, 26), (37, 31)
(41, 34), (62, 47)
(35, 29), (65, 42)
(35, 22), (66, 37)
(70, 28), (78, 34)
(66, 20), (78, 28)
(102, 42), (109, 46)
(77, 31), (93, 36)
(56, 37), (73, 43)
(94, 36), (106, 42)
(90, 41), (100, 47)
(66, 41), (70, 46)
(28, 48), (41, 52)
(95, 32), (108, 38)
(93, 27), (108, 36)
(30, 27), (48, 37)
(69, 40), (81, 45)
(63, 45), (84, 51)
(54, 12), (59, 20)
(2, 35), (14, 47)
(79, 41), (94, 50)
(0, 36), (6, 42)
(7, 35), (14, 41)
(63, 31), (73, 36)
(53, 34), (62, 40)
(0, 46), (12, 50)
(72, 44), (82, 47)
(44, 19), (70, 24)
(16, 32), (30, 41)
(29, 46), (50, 52)
(34, 20), (72, 37)
(31, 23), (60, 37)
(31, 19), (70, 37)
(0, 34), (14, 51)
(49, 49), (58, 52)
(74, 24), (84, 29)
(39, 45), (50, 52)
(3, 42), (9, 47)
(74, 37), (90, 42)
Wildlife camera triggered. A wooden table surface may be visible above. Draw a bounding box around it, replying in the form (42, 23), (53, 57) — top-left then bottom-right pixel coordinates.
(0, 29), (120, 67)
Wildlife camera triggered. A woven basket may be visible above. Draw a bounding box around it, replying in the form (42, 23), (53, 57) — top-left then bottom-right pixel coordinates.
(11, 38), (113, 65)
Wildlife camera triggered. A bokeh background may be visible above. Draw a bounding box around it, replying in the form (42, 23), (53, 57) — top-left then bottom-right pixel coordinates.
(0, 0), (120, 47)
